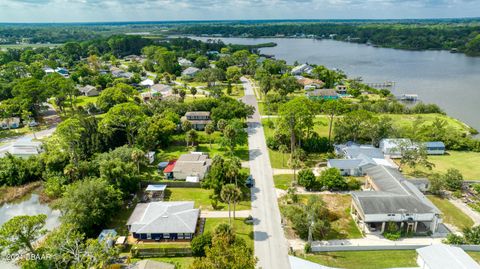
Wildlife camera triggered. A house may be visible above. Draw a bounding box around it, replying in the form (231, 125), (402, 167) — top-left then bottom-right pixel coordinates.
(132, 259), (175, 269)
(164, 153), (212, 181)
(350, 165), (442, 235)
(379, 138), (417, 158)
(416, 244), (480, 269)
(328, 144), (397, 176)
(182, 67), (200, 78)
(182, 111), (212, 130)
(110, 67), (133, 79)
(297, 77), (325, 90)
(43, 67), (55, 74)
(77, 85), (99, 97)
(1, 117), (21, 129)
(140, 84), (172, 101)
(336, 85), (348, 94)
(140, 79), (155, 87)
(127, 201), (200, 241)
(0, 140), (43, 158)
(424, 141), (446, 155)
(291, 64), (313, 75)
(306, 89), (339, 100)
(178, 58), (193, 67)
(124, 55), (144, 62)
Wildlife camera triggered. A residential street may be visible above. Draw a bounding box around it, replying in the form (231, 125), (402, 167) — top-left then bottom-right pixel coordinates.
(241, 77), (291, 269)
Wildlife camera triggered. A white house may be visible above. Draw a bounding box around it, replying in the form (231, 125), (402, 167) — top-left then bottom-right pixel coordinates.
(140, 79), (155, 87)
(77, 85), (99, 97)
(291, 64), (313, 75)
(379, 138), (417, 158)
(1, 117), (21, 129)
(182, 67), (200, 78)
(351, 165), (442, 235)
(178, 58), (193, 67)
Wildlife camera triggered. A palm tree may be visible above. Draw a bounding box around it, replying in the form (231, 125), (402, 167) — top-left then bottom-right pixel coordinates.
(221, 184), (242, 225)
(187, 129), (198, 147)
(131, 148), (145, 173)
(205, 123), (215, 149)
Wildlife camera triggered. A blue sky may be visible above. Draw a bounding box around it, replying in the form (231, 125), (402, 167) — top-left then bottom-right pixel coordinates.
(0, 0), (479, 22)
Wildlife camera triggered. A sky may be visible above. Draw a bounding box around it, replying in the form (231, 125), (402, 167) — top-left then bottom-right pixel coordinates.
(0, 0), (479, 23)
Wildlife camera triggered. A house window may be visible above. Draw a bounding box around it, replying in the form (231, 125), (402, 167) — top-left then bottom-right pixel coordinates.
(185, 234), (191, 239)
(164, 233), (170, 239)
(147, 234), (151, 240)
(387, 214), (396, 216)
(178, 233), (184, 239)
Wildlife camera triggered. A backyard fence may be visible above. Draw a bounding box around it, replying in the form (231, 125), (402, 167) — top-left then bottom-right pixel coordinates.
(131, 246), (192, 258)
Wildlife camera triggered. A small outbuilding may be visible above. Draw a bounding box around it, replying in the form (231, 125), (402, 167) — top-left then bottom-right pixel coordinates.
(145, 184), (167, 201)
(424, 141), (446, 155)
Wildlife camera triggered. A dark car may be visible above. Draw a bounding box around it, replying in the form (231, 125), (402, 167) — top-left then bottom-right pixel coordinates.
(246, 175), (254, 188)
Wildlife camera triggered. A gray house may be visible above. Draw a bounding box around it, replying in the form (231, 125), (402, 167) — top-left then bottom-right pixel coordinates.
(78, 85), (99, 97)
(127, 201), (199, 241)
(351, 165), (442, 235)
(164, 153), (212, 181)
(182, 111), (212, 130)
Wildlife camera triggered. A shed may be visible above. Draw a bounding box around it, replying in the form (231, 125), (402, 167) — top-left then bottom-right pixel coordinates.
(98, 229), (117, 247)
(424, 141), (445, 155)
(145, 184), (167, 201)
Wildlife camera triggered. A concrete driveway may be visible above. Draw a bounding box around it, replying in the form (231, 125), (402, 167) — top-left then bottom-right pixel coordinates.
(241, 77), (291, 269)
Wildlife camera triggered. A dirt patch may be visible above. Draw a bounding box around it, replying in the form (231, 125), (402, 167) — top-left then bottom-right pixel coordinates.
(0, 181), (43, 205)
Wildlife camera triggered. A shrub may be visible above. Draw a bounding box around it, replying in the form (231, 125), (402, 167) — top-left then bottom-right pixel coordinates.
(304, 242), (312, 253)
(346, 178), (362, 190)
(383, 222), (401, 241)
(297, 169), (317, 191)
(191, 232), (212, 257)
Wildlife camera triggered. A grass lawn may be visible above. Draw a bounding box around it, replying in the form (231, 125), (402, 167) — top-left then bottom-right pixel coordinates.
(130, 257), (194, 269)
(467, 252), (480, 264)
(74, 96), (99, 107)
(319, 194), (363, 240)
(401, 151), (480, 179)
(274, 174), (294, 190)
(427, 195), (474, 230)
(165, 188), (250, 211)
(302, 250), (417, 269)
(204, 218), (254, 249)
(387, 113), (474, 135)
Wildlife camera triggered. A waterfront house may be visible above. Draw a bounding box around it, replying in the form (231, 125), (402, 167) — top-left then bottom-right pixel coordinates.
(424, 141), (446, 155)
(78, 85), (99, 97)
(350, 165), (442, 235)
(181, 67), (200, 78)
(182, 111), (212, 130)
(127, 201), (199, 241)
(1, 117), (21, 129)
(164, 153), (212, 181)
(291, 64), (313, 75)
(297, 77), (325, 90)
(306, 89), (339, 100)
(336, 85), (348, 94)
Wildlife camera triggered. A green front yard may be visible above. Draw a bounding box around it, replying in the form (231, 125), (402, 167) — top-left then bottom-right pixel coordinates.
(402, 151), (480, 179)
(319, 194), (363, 240)
(204, 218), (254, 249)
(166, 187), (251, 211)
(427, 195), (474, 230)
(130, 257), (194, 269)
(274, 174), (294, 190)
(302, 250), (418, 269)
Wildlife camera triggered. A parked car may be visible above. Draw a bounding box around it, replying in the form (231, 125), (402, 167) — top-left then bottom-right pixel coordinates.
(246, 175), (254, 188)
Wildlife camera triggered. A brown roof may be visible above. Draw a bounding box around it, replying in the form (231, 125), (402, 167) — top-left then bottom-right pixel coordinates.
(298, 78), (324, 86)
(308, 89), (338, 97)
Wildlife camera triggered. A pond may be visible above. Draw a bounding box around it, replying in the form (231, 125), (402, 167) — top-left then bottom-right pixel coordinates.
(0, 193), (60, 268)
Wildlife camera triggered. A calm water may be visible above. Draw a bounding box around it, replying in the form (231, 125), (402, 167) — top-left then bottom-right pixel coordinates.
(0, 194), (60, 268)
(194, 36), (480, 132)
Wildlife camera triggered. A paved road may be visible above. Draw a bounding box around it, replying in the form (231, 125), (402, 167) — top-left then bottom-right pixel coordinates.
(241, 77), (291, 269)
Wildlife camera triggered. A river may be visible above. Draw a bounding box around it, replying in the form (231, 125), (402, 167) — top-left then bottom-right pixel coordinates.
(0, 193), (60, 268)
(193, 36), (480, 132)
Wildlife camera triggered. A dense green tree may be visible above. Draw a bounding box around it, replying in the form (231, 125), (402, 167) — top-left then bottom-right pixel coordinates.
(0, 214), (47, 257)
(298, 169), (317, 190)
(99, 103), (146, 146)
(58, 177), (122, 236)
(318, 168), (347, 191)
(443, 168), (464, 191)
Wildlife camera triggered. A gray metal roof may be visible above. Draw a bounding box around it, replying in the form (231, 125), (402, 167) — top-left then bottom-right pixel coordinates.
(352, 165), (440, 215)
(327, 159), (363, 170)
(343, 146), (384, 159)
(416, 244), (480, 269)
(425, 141), (446, 148)
(127, 201), (199, 234)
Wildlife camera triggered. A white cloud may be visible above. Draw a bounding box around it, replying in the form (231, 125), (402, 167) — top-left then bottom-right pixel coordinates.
(0, 0), (479, 22)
